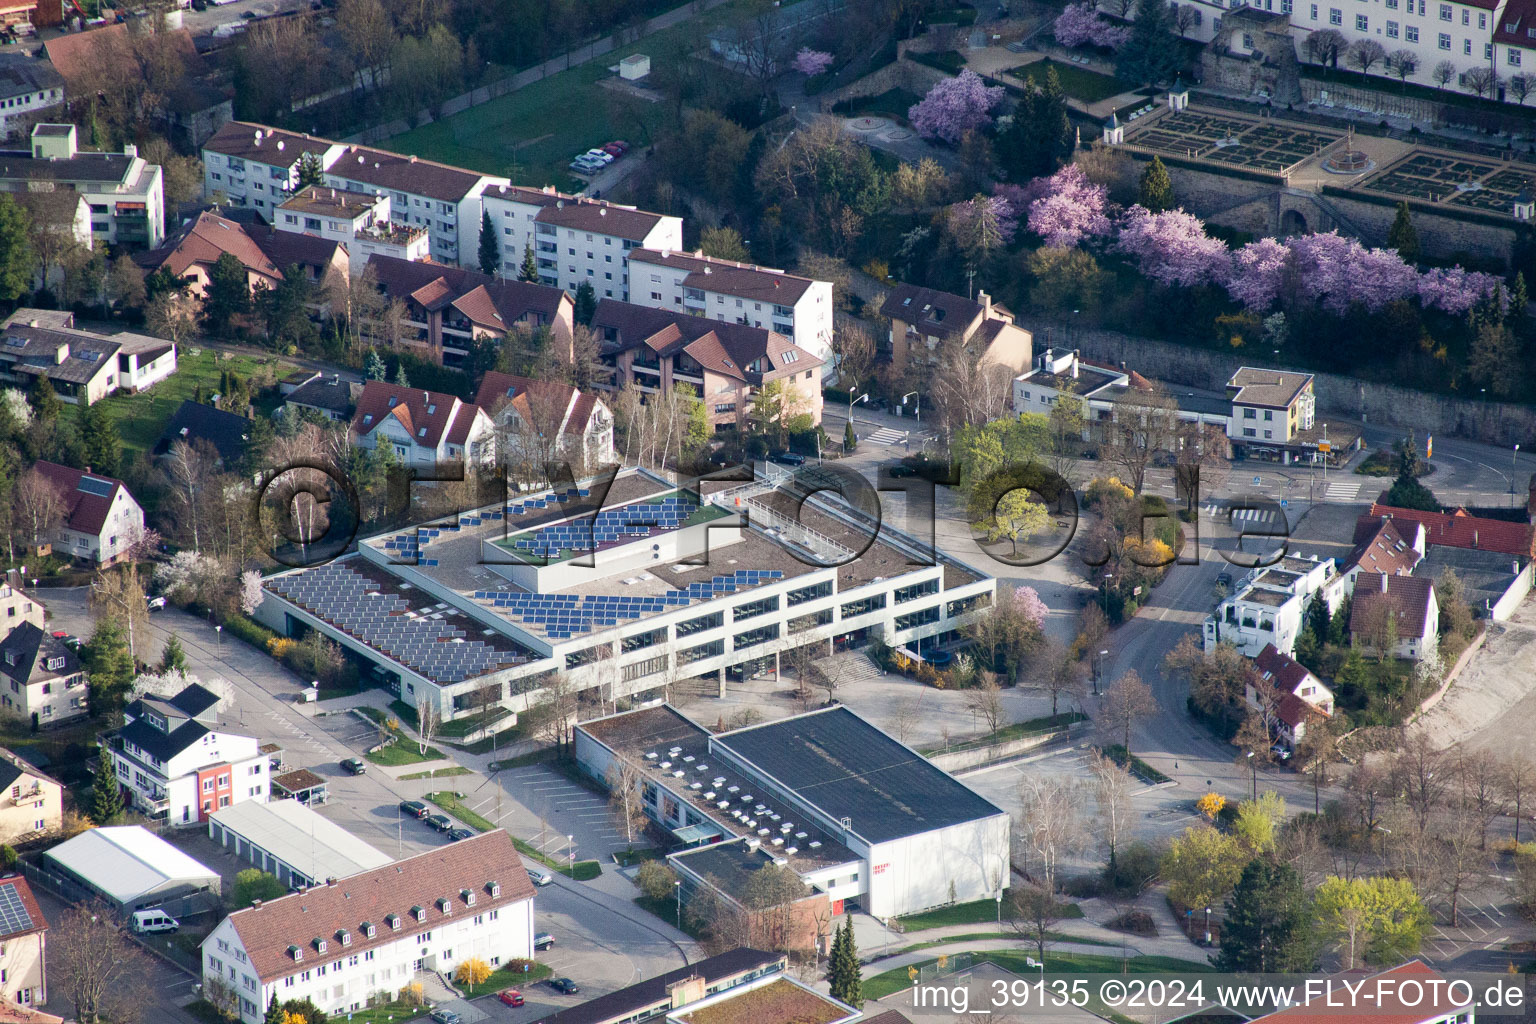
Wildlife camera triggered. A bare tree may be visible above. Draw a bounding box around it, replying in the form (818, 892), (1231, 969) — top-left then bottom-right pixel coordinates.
(162, 438), (220, 553)
(1386, 49), (1419, 86)
(606, 755), (650, 850)
(1305, 28), (1347, 67)
(1090, 749), (1134, 868)
(1510, 73), (1534, 104)
(11, 466), (66, 555)
(52, 901), (154, 1024)
(1174, 3), (1199, 37)
(1033, 638), (1088, 716)
(1432, 59), (1458, 89)
(964, 673), (1005, 735)
(89, 564), (149, 663)
(1451, 747), (1506, 850)
(1346, 39), (1388, 75)
(416, 693), (440, 756)
(1504, 756), (1535, 843)
(1393, 732), (1444, 839)
(831, 321), (875, 396)
(1013, 775), (1087, 958)
(885, 692), (925, 745)
(1100, 382), (1180, 494)
(1100, 669), (1159, 756)
(1464, 65), (1499, 97)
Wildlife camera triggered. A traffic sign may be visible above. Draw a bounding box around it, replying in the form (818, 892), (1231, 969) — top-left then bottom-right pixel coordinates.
(1280, 499), (1288, 507)
(1253, 476), (1261, 485)
(1319, 442), (1331, 453)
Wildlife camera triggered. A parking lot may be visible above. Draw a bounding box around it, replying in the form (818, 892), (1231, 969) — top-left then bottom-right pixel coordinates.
(490, 764), (628, 863)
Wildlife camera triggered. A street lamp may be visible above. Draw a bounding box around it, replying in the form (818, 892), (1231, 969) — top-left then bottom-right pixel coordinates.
(848, 391), (869, 422)
(1246, 750), (1256, 800)
(1512, 444), (1522, 505)
(995, 893), (1002, 924)
(1204, 907), (1212, 945)
(214, 624), (222, 649)
(1101, 574), (1113, 617)
(674, 879), (682, 930)
(901, 391), (921, 430)
(1094, 649), (1108, 696)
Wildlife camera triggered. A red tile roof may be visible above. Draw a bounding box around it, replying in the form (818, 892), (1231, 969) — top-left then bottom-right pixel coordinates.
(1254, 644), (1328, 728)
(29, 461), (128, 536)
(329, 145), (496, 203)
(1496, 0), (1536, 44)
(365, 255), (568, 330)
(1346, 516), (1423, 576)
(592, 300), (822, 386)
(474, 372), (602, 437)
(1249, 961), (1470, 1023)
(227, 830), (534, 983)
(627, 249), (815, 303)
(1368, 502), (1535, 558)
(352, 381), (484, 451)
(0, 876), (46, 940)
(201, 121), (336, 167)
(487, 184), (670, 240)
(1349, 572), (1436, 640)
(138, 211), (280, 282)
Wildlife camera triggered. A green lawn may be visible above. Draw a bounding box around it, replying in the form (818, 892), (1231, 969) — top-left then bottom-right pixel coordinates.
(93, 345), (299, 453)
(897, 894), (1084, 931)
(894, 930), (1119, 954)
(831, 87), (924, 123)
(365, 738), (446, 766)
(919, 712), (1086, 755)
(458, 960), (553, 997)
(1012, 58), (1135, 103)
(398, 766), (473, 781)
(342, 1002), (427, 1024)
(863, 950), (1214, 1001)
(384, 0), (763, 188)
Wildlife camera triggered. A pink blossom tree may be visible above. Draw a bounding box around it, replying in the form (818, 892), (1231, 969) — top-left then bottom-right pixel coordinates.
(793, 48), (834, 76)
(1114, 205), (1230, 288)
(1026, 164), (1112, 247)
(1053, 2), (1132, 49)
(1417, 266), (1504, 314)
(908, 70), (1007, 144)
(1225, 237), (1290, 311)
(1013, 585), (1049, 629)
(1286, 232), (1416, 313)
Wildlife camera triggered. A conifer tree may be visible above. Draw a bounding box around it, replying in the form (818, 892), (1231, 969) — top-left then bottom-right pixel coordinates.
(1137, 156), (1175, 213)
(519, 244), (540, 283)
(91, 745), (123, 824)
(828, 915), (862, 1007)
(1387, 201), (1420, 263)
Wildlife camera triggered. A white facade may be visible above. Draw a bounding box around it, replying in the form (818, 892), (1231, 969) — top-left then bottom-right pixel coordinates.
(275, 188), (429, 275)
(64, 486), (143, 566)
(7, 124), (165, 248)
(482, 186), (682, 300)
(111, 724), (266, 825)
(322, 159), (507, 268)
(1203, 556), (1336, 657)
(200, 125), (346, 217)
(628, 249), (835, 364)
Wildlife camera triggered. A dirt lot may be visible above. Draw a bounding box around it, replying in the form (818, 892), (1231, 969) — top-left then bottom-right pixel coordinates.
(1413, 597), (1536, 754)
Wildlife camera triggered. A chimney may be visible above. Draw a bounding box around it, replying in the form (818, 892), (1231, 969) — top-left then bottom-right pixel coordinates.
(252, 899), (262, 909)
(1380, 574), (1388, 593)
(979, 290), (992, 317)
(1072, 351), (1080, 379)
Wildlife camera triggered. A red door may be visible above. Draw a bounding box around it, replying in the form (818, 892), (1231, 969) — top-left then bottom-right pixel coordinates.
(832, 899), (844, 915)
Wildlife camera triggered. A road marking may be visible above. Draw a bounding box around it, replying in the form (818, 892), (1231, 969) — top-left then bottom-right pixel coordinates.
(863, 427), (908, 445)
(1485, 936), (1510, 949)
(1325, 480), (1362, 500)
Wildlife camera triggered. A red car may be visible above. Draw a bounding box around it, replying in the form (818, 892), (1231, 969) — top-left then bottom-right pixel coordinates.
(605, 140), (629, 156)
(497, 990), (524, 1007)
(50, 630), (68, 639)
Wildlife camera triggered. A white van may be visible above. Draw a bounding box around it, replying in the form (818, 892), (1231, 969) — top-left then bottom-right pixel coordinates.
(130, 909), (179, 934)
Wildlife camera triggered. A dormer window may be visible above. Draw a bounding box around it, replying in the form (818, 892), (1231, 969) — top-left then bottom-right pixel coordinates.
(461, 888), (475, 906)
(288, 945), (303, 962)
(46, 657), (64, 671)
(314, 938), (327, 954)
(362, 922), (376, 938)
(385, 913), (400, 931)
(436, 897), (451, 914)
(337, 929), (351, 946)
(362, 414), (373, 425)
(411, 906), (426, 922)
(388, 396), (398, 407)
(427, 403), (436, 414)
(487, 881), (501, 898)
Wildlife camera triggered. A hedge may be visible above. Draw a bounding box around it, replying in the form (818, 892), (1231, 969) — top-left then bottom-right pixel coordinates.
(222, 614), (278, 650)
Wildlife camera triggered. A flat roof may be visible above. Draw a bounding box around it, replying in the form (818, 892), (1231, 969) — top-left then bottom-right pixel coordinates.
(1235, 586), (1291, 608)
(44, 825), (218, 904)
(532, 948), (784, 1024)
(210, 801), (392, 881)
(676, 977), (853, 1024)
(715, 706), (1007, 845)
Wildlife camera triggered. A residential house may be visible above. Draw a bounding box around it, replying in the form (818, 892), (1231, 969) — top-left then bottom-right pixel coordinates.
(281, 374), (358, 422)
(364, 254), (573, 370)
(0, 876), (47, 1012)
(0, 123), (164, 248)
(1250, 643), (1333, 749)
(627, 248), (833, 364)
(481, 184), (682, 300)
(153, 400), (255, 468)
(0, 572), (42, 631)
(350, 380), (495, 467)
(274, 186), (428, 275)
(200, 122), (345, 217)
(106, 680), (268, 824)
(1224, 366), (1330, 465)
(322, 145), (508, 267)
(1367, 502), (1536, 559)
(474, 371), (616, 477)
(879, 284), (1032, 375)
(27, 461), (145, 565)
(0, 622), (87, 729)
(198, 831), (536, 1024)
(529, 950), (789, 1024)
(0, 748), (62, 842)
(0, 0), (34, 33)
(1342, 515), (1426, 589)
(1350, 571), (1440, 661)
(0, 54), (61, 140)
(1203, 554), (1336, 657)
(137, 209), (348, 302)
(592, 299), (824, 432)
(0, 309), (177, 405)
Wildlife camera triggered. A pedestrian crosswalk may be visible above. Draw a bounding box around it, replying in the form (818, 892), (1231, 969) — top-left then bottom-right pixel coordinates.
(863, 427), (909, 445)
(1325, 479), (1363, 501)
(1201, 504), (1283, 526)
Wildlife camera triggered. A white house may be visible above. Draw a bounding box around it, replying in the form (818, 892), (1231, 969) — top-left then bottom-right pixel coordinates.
(1203, 554), (1336, 657)
(0, 622), (87, 729)
(1250, 642), (1334, 748)
(627, 249), (835, 365)
(28, 462), (145, 566)
(350, 381), (496, 467)
(0, 53), (63, 140)
(481, 185), (682, 300)
(1, 124), (165, 248)
(199, 832), (536, 1024)
(274, 186), (428, 275)
(1350, 571), (1441, 661)
(200, 122), (346, 218)
(473, 371), (616, 477)
(0, 309), (177, 406)
(106, 681), (268, 825)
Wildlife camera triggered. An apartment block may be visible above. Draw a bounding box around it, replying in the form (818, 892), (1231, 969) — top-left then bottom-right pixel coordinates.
(0, 124), (163, 248)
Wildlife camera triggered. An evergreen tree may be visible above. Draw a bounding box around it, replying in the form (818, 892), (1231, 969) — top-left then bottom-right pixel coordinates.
(478, 210), (500, 276)
(844, 420), (857, 453)
(1117, 0), (1183, 86)
(364, 349), (388, 381)
(203, 252), (251, 336)
(0, 193), (33, 302)
(392, 362), (410, 388)
(264, 995), (285, 1024)
(159, 633), (187, 675)
(78, 402), (122, 476)
(28, 373), (61, 422)
(91, 744), (123, 824)
(828, 915), (862, 1007)
(84, 619), (135, 715)
(519, 244), (540, 283)
(574, 281), (597, 326)
(295, 152), (326, 191)
(1327, 595), (1351, 647)
(998, 67), (1072, 180)
(1214, 859), (1316, 972)
(1138, 156), (1176, 212)
(1387, 201), (1420, 263)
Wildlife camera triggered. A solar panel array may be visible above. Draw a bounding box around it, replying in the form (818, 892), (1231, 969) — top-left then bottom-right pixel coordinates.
(0, 882), (33, 935)
(506, 487), (591, 517)
(473, 569), (784, 640)
(505, 495), (700, 560)
(266, 563), (530, 682)
(77, 477), (114, 497)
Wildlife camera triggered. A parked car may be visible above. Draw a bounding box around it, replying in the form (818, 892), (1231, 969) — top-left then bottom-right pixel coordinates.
(340, 758), (366, 775)
(497, 990), (524, 1007)
(428, 1010), (460, 1024)
(50, 630), (68, 639)
(447, 827), (474, 841)
(601, 143), (625, 158)
(583, 148), (614, 165)
(886, 463), (917, 478)
(608, 140), (629, 155)
(569, 157), (602, 173)
(769, 451), (806, 467)
(1271, 745), (1292, 762)
(146, 596), (166, 610)
(62, 636), (82, 650)
(548, 978), (580, 995)
(130, 910), (179, 934)
(527, 867), (554, 887)
(425, 813), (452, 832)
(534, 932), (555, 950)
(399, 800), (428, 819)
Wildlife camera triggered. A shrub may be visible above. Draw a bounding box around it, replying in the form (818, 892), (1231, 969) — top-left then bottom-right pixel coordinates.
(1103, 841), (1163, 896)
(267, 637), (296, 659)
(635, 861), (678, 902)
(454, 957), (491, 987)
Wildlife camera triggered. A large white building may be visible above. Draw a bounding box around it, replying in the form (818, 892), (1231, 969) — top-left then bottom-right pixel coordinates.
(200, 122), (346, 218)
(200, 831), (536, 1024)
(208, 801), (392, 889)
(1203, 554), (1337, 657)
(481, 185), (682, 299)
(577, 704), (1011, 920)
(274, 186), (428, 275)
(627, 249), (834, 364)
(0, 124), (164, 248)
(106, 681), (269, 825)
(251, 468), (995, 731)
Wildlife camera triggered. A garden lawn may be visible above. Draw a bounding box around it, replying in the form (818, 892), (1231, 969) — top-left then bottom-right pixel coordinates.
(863, 950), (1213, 1001)
(834, 87), (924, 123)
(1012, 58), (1134, 103)
(896, 893), (1084, 931)
(92, 346), (299, 453)
(385, 0), (766, 188)
(398, 766), (473, 780)
(366, 738), (445, 766)
(457, 961), (553, 997)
